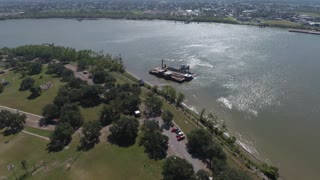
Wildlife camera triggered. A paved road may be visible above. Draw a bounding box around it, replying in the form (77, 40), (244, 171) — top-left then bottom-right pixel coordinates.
(163, 129), (206, 172)
(0, 105), (55, 131)
(64, 64), (93, 85)
(150, 117), (207, 172)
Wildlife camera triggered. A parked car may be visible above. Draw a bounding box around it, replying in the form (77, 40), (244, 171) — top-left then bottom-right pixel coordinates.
(176, 132), (184, 137)
(177, 135), (185, 141)
(171, 127), (178, 132)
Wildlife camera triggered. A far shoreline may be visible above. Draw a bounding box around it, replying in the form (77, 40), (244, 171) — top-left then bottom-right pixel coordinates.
(1, 13), (319, 32)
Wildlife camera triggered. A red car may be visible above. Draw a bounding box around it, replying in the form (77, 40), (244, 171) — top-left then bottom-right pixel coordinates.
(171, 127), (178, 132)
(177, 135), (185, 141)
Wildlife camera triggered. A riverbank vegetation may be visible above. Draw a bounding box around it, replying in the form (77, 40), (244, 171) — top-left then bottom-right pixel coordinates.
(0, 44), (279, 179)
(1, 10), (319, 31)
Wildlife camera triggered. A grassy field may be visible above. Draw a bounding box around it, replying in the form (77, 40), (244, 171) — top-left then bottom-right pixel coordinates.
(24, 126), (52, 137)
(0, 131), (163, 180)
(263, 20), (301, 28)
(0, 67), (65, 115)
(80, 104), (104, 122)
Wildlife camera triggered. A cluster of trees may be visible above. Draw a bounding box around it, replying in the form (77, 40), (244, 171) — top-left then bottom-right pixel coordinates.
(14, 61), (43, 77)
(0, 110), (26, 135)
(144, 92), (163, 117)
(79, 121), (102, 151)
(2, 45), (124, 73)
(187, 129), (251, 179)
(46, 63), (75, 82)
(140, 120), (169, 160)
(151, 85), (185, 107)
(162, 156), (212, 180)
(108, 116), (139, 146)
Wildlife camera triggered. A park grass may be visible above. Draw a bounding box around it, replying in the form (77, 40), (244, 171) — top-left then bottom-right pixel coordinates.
(298, 12), (320, 17)
(79, 104), (104, 122)
(263, 20), (301, 28)
(0, 130), (163, 180)
(0, 66), (65, 115)
(24, 126), (52, 137)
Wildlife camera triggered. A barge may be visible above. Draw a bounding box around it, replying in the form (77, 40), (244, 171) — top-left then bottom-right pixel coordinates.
(149, 59), (197, 83)
(289, 29), (320, 35)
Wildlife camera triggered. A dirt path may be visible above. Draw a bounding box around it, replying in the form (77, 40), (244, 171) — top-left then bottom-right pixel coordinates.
(0, 105), (55, 131)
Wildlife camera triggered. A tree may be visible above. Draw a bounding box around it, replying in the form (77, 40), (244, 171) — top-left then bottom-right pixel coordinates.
(118, 94), (141, 115)
(77, 59), (88, 71)
(260, 163), (279, 180)
(79, 121), (102, 151)
(196, 169), (210, 180)
(80, 85), (103, 107)
(42, 104), (60, 120)
(0, 110), (26, 135)
(28, 62), (42, 75)
(104, 73), (116, 88)
(176, 92), (185, 106)
(187, 129), (225, 160)
(29, 85), (42, 98)
(59, 107), (84, 130)
(162, 110), (174, 126)
(199, 108), (206, 124)
(19, 77), (35, 91)
(61, 69), (75, 82)
(0, 83), (4, 93)
(92, 70), (107, 84)
(162, 85), (176, 103)
(48, 123), (74, 152)
(100, 105), (120, 126)
(109, 116), (139, 146)
(214, 167), (251, 180)
(140, 131), (169, 160)
(187, 129), (212, 157)
(162, 156), (195, 180)
(210, 157), (227, 175)
(145, 93), (163, 116)
(46, 63), (64, 76)
(140, 121), (168, 160)
(21, 160), (29, 174)
(142, 120), (161, 133)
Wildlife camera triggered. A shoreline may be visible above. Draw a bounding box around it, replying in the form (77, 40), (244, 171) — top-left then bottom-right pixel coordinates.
(124, 69), (269, 177)
(1, 14), (319, 31)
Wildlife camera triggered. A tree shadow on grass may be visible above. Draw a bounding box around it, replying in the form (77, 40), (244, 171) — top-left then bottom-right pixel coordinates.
(27, 94), (40, 100)
(107, 135), (136, 148)
(77, 139), (100, 152)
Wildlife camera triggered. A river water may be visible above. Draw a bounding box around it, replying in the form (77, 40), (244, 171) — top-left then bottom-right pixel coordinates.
(0, 19), (319, 179)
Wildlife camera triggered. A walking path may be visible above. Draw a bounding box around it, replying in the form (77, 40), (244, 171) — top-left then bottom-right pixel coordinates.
(22, 130), (50, 141)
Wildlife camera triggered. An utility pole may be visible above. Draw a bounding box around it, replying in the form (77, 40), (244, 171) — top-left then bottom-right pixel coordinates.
(7, 163), (18, 180)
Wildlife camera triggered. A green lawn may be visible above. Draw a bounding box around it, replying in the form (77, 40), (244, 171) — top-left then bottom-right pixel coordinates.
(80, 104), (104, 122)
(0, 67), (65, 115)
(0, 131), (163, 180)
(263, 20), (301, 28)
(24, 126), (52, 137)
